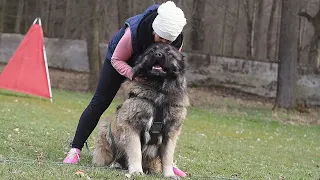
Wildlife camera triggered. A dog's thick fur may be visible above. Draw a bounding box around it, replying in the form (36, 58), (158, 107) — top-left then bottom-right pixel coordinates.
(92, 43), (189, 178)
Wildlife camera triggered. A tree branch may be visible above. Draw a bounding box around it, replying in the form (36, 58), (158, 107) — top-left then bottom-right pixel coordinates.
(298, 12), (314, 23)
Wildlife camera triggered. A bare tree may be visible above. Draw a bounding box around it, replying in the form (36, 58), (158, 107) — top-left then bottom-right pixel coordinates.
(275, 1), (282, 61)
(43, 0), (51, 34)
(231, 0), (241, 56)
(243, 0), (258, 58)
(63, 0), (72, 38)
(253, 0), (263, 59)
(14, 0), (24, 33)
(274, 0), (300, 109)
(87, 0), (102, 92)
(191, 0), (205, 52)
(117, 0), (130, 29)
(172, 0), (182, 7)
(0, 0), (6, 32)
(267, 0), (277, 60)
(23, 0), (29, 33)
(48, 0), (56, 37)
(254, 0), (274, 60)
(220, 0), (229, 55)
(298, 7), (320, 68)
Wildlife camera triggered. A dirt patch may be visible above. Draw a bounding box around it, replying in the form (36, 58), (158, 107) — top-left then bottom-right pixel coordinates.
(49, 68), (90, 92)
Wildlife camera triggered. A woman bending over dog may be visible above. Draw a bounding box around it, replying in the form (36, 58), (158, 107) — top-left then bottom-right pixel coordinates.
(63, 1), (187, 177)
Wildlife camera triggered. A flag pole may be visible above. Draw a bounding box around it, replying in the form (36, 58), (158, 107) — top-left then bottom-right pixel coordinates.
(36, 17), (53, 103)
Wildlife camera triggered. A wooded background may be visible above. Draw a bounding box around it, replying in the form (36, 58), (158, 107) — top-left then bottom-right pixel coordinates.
(1, 0), (320, 65)
(1, 0), (320, 109)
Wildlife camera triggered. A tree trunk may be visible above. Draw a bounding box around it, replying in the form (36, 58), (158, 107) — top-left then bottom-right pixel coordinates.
(23, 0), (28, 33)
(191, 0), (206, 52)
(172, 0), (181, 6)
(231, 0), (241, 56)
(43, 0), (51, 34)
(49, 0), (56, 37)
(251, 1), (258, 58)
(63, 0), (72, 38)
(0, 0), (6, 32)
(35, 0), (42, 18)
(14, 0), (24, 33)
(274, 0), (299, 109)
(117, 0), (130, 29)
(298, 8), (320, 68)
(243, 0), (255, 58)
(253, 0), (263, 59)
(275, 1), (282, 61)
(87, 0), (102, 92)
(220, 0), (228, 55)
(267, 0), (276, 60)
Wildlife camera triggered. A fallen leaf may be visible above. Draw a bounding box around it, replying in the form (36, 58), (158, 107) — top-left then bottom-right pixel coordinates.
(198, 133), (206, 137)
(279, 175), (285, 180)
(75, 170), (85, 177)
(125, 173), (131, 178)
(12, 170), (25, 174)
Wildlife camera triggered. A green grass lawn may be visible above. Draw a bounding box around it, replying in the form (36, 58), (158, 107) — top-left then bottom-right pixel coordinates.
(0, 89), (319, 180)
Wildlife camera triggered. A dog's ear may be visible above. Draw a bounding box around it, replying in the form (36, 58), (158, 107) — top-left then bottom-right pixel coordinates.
(132, 53), (157, 79)
(132, 65), (141, 79)
(174, 53), (186, 76)
(180, 53), (187, 70)
(132, 55), (147, 79)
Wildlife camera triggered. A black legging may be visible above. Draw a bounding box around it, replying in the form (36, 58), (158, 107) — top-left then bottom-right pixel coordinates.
(72, 59), (126, 150)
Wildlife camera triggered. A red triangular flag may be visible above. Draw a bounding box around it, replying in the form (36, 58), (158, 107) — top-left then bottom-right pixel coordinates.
(0, 18), (52, 100)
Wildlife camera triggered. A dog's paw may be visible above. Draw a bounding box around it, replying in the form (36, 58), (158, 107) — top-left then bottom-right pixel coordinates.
(109, 162), (123, 169)
(163, 174), (180, 180)
(125, 171), (144, 178)
(164, 172), (178, 179)
(163, 166), (178, 179)
(130, 171), (144, 175)
(144, 168), (158, 175)
(128, 166), (144, 175)
(170, 176), (180, 180)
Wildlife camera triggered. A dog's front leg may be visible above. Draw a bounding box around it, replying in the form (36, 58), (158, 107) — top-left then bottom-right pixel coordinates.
(160, 130), (180, 178)
(124, 131), (144, 175)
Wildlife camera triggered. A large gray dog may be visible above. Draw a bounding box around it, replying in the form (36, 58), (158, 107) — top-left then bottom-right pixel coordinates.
(92, 43), (189, 179)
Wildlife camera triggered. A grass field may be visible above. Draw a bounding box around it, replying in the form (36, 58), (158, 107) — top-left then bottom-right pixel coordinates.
(0, 88), (319, 180)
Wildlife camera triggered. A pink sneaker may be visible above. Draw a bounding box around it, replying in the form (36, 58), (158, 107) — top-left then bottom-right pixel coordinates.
(173, 165), (187, 177)
(63, 148), (81, 164)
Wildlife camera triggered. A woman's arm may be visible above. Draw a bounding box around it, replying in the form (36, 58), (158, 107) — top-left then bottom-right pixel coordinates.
(111, 28), (134, 80)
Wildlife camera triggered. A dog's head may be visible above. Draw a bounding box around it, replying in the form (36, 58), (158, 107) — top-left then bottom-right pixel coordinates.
(132, 43), (186, 80)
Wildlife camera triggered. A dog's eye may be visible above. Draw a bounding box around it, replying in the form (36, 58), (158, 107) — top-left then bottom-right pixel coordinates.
(150, 49), (155, 53)
(167, 50), (174, 57)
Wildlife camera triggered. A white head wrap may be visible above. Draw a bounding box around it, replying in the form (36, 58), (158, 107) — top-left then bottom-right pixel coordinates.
(152, 1), (187, 42)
